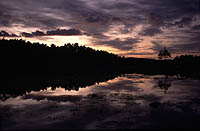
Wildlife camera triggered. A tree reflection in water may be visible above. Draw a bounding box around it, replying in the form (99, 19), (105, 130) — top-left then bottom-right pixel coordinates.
(0, 74), (121, 101)
(157, 75), (172, 94)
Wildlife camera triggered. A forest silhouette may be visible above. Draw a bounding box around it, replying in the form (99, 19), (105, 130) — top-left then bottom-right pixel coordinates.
(0, 38), (200, 78)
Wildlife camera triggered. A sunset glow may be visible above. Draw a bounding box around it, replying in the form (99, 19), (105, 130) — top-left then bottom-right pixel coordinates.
(1, 0), (200, 58)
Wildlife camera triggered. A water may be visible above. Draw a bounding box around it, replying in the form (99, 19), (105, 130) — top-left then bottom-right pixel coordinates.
(1, 74), (200, 129)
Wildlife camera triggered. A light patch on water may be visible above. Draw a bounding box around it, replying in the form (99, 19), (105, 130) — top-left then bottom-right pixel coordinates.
(1, 74), (200, 109)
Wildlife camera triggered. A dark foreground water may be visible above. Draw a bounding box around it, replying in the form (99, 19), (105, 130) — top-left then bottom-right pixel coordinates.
(1, 74), (200, 129)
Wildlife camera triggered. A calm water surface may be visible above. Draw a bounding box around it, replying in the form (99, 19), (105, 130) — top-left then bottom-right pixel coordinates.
(1, 74), (200, 129)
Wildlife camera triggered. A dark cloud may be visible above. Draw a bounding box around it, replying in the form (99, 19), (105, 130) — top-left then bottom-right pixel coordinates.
(20, 28), (83, 37)
(139, 27), (162, 36)
(0, 30), (18, 37)
(0, 0), (196, 30)
(0, 0), (198, 30)
(169, 42), (200, 54)
(190, 31), (200, 42)
(192, 25), (200, 30)
(92, 33), (110, 39)
(0, 0), (86, 29)
(84, 12), (110, 24)
(112, 17), (121, 22)
(140, 0), (199, 18)
(99, 38), (142, 51)
(147, 13), (164, 27)
(46, 28), (82, 36)
(21, 32), (34, 37)
(32, 30), (45, 36)
(168, 16), (195, 28)
(151, 39), (200, 55)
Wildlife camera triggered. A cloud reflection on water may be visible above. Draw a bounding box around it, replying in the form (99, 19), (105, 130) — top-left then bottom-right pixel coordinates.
(1, 74), (200, 129)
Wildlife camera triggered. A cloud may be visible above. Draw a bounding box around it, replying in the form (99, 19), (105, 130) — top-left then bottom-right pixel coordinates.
(139, 27), (162, 36)
(151, 38), (200, 55)
(0, 30), (18, 37)
(99, 38), (142, 51)
(147, 13), (164, 27)
(20, 28), (83, 37)
(191, 25), (200, 30)
(0, 0), (86, 29)
(32, 30), (45, 36)
(170, 42), (200, 54)
(46, 28), (82, 36)
(168, 16), (195, 28)
(84, 12), (110, 24)
(21, 32), (34, 37)
(0, 0), (198, 30)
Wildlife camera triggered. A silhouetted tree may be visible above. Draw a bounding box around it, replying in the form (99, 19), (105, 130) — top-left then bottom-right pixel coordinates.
(158, 47), (172, 79)
(51, 44), (56, 48)
(158, 47), (171, 60)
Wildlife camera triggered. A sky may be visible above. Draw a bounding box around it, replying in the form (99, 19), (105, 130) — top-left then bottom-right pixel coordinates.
(0, 0), (200, 58)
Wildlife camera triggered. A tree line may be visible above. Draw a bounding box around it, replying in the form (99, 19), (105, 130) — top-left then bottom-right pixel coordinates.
(0, 38), (124, 75)
(0, 39), (200, 79)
